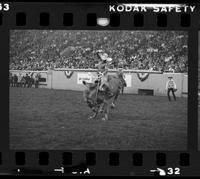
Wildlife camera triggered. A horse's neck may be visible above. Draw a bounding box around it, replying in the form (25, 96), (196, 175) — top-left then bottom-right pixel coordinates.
(87, 86), (98, 102)
(89, 83), (98, 90)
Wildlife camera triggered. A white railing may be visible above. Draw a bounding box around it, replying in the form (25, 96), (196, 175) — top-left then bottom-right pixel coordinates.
(10, 70), (47, 73)
(54, 68), (163, 74)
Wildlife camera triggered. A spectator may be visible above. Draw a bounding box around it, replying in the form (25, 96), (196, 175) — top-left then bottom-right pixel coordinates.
(9, 30), (188, 72)
(168, 66), (175, 73)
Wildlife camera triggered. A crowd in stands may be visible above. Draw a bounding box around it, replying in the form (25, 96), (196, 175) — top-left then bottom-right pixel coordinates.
(10, 30), (188, 73)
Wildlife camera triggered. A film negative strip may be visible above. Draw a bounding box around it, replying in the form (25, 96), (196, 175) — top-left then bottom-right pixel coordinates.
(0, 0), (199, 176)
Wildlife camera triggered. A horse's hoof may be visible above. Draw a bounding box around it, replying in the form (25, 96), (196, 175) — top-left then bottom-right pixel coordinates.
(102, 117), (108, 121)
(88, 115), (94, 119)
(111, 104), (115, 108)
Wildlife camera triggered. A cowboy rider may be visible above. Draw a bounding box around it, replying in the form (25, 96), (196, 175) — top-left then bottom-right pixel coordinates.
(95, 50), (113, 96)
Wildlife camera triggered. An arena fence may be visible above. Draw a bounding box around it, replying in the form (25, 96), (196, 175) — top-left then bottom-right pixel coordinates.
(10, 70), (48, 88)
(10, 69), (188, 97)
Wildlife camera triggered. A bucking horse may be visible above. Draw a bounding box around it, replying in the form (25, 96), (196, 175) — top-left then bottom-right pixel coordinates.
(82, 71), (127, 120)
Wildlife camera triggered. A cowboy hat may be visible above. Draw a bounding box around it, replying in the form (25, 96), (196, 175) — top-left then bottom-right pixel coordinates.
(100, 53), (108, 60)
(106, 57), (112, 62)
(96, 49), (104, 53)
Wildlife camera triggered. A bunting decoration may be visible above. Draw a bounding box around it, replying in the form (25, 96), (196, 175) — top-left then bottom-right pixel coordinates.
(64, 71), (74, 79)
(137, 73), (149, 82)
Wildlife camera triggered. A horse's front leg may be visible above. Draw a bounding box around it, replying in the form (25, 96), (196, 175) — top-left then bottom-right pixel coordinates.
(89, 103), (103, 119)
(87, 100), (99, 119)
(88, 110), (98, 119)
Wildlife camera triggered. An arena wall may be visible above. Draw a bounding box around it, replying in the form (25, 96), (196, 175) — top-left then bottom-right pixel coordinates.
(10, 69), (188, 97)
(50, 69), (187, 97)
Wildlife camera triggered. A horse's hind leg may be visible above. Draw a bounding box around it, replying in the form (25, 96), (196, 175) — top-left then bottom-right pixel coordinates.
(102, 101), (109, 121)
(111, 91), (119, 109)
(102, 107), (109, 121)
(86, 100), (98, 119)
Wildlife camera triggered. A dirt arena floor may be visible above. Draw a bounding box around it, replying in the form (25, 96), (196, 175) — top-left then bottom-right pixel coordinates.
(9, 87), (187, 150)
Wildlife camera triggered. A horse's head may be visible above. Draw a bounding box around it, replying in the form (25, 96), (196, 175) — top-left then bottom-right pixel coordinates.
(82, 80), (106, 109)
(82, 80), (97, 89)
(83, 80), (98, 102)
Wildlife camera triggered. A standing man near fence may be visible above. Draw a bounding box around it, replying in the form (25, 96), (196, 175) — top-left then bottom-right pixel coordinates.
(9, 72), (13, 87)
(166, 76), (177, 101)
(18, 73), (22, 87)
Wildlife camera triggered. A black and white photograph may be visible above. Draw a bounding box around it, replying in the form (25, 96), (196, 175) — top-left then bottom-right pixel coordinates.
(9, 30), (188, 150)
(198, 31), (200, 150)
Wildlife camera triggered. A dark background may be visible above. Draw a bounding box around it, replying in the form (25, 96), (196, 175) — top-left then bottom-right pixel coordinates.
(0, 1), (199, 176)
